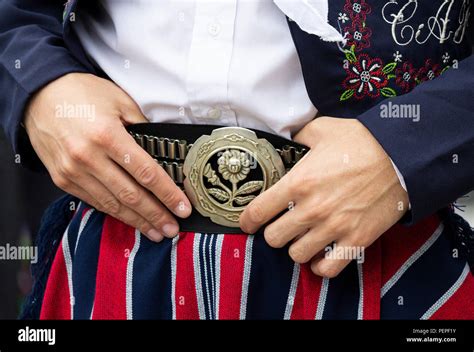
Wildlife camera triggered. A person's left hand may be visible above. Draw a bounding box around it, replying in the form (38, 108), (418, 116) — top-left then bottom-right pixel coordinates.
(239, 116), (409, 278)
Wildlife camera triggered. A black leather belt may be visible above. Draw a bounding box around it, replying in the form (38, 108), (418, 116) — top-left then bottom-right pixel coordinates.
(126, 123), (308, 233)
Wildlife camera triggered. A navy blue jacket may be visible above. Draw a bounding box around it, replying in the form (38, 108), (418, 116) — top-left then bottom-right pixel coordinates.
(0, 0), (473, 224)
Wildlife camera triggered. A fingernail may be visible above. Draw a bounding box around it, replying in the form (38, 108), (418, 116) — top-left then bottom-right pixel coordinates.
(162, 223), (179, 237)
(147, 229), (164, 242)
(175, 201), (191, 217)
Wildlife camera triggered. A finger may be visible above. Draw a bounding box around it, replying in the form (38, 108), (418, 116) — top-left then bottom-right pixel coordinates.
(287, 227), (339, 264)
(105, 128), (192, 218)
(119, 100), (149, 124)
(310, 238), (358, 278)
(263, 203), (310, 248)
(239, 175), (293, 234)
(90, 157), (180, 238)
(70, 175), (164, 242)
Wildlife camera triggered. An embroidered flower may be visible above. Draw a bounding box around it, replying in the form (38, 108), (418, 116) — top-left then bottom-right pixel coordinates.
(218, 149), (251, 184)
(343, 0), (371, 21)
(417, 59), (442, 82)
(338, 12), (349, 23)
(342, 54), (388, 99)
(395, 61), (418, 93)
(344, 19), (372, 52)
(393, 51), (403, 63)
(442, 52), (451, 64)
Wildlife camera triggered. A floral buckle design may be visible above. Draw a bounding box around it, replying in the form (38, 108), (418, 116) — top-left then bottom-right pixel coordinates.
(183, 127), (286, 227)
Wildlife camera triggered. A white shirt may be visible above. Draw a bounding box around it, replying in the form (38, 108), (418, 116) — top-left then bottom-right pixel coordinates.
(73, 0), (407, 192)
(74, 0), (317, 139)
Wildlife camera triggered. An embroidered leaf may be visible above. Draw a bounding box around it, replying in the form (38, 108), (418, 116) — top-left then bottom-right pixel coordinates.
(441, 66), (450, 74)
(380, 87), (397, 98)
(344, 45), (357, 63)
(340, 89), (355, 101)
(382, 62), (397, 74)
(387, 74), (396, 80)
(234, 195), (256, 206)
(208, 188), (230, 202)
(415, 78), (422, 84)
(344, 51), (357, 63)
(235, 181), (263, 196)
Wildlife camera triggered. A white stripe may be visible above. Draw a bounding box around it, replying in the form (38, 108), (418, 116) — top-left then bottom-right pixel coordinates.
(170, 236), (179, 320)
(381, 223), (444, 297)
(315, 278), (329, 320)
(74, 208), (94, 255)
(193, 233), (206, 320)
(284, 263), (300, 320)
(208, 235), (216, 319)
(357, 263), (364, 320)
(126, 229), (141, 320)
(215, 235), (224, 320)
(239, 236), (254, 320)
(61, 225), (74, 319)
(421, 263), (470, 320)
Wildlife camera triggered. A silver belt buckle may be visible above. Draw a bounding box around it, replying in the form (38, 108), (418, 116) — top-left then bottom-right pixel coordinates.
(183, 127), (286, 228)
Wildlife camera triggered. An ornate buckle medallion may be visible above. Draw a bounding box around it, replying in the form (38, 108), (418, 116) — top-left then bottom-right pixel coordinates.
(183, 127), (286, 227)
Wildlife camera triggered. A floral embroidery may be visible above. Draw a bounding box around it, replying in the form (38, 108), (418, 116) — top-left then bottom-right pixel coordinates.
(343, 0), (372, 22)
(338, 0), (450, 102)
(395, 62), (418, 93)
(442, 52), (451, 64)
(393, 51), (403, 63)
(417, 59), (443, 83)
(344, 19), (372, 52)
(342, 53), (389, 99)
(338, 12), (349, 23)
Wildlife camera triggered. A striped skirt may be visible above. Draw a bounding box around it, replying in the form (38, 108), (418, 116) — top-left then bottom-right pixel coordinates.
(36, 201), (474, 320)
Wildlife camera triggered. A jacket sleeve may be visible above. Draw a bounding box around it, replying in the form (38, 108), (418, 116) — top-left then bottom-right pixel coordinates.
(0, 0), (92, 170)
(357, 45), (474, 224)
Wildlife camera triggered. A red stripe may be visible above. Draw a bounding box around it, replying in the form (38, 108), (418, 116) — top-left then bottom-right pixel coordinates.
(361, 239), (381, 320)
(92, 216), (135, 319)
(429, 272), (474, 319)
(217, 234), (247, 319)
(175, 232), (200, 319)
(381, 215), (440, 287)
(40, 242), (71, 320)
(290, 264), (322, 319)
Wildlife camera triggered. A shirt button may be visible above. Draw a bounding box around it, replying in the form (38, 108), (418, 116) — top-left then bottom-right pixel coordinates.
(208, 22), (221, 37)
(207, 108), (222, 119)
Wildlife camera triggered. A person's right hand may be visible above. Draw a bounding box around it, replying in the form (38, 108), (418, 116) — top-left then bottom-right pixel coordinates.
(24, 73), (192, 242)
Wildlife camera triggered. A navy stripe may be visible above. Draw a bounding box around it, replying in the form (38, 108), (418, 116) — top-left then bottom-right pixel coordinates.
(245, 236), (295, 319)
(322, 260), (360, 319)
(132, 236), (173, 319)
(381, 228), (467, 319)
(198, 234), (216, 319)
(72, 211), (105, 319)
(208, 234), (217, 319)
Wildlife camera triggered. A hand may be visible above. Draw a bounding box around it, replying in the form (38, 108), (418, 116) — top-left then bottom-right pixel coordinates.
(25, 73), (192, 242)
(239, 117), (409, 277)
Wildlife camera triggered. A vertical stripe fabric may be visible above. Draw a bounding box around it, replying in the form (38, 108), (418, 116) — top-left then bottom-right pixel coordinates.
(39, 209), (474, 320)
(92, 216), (136, 319)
